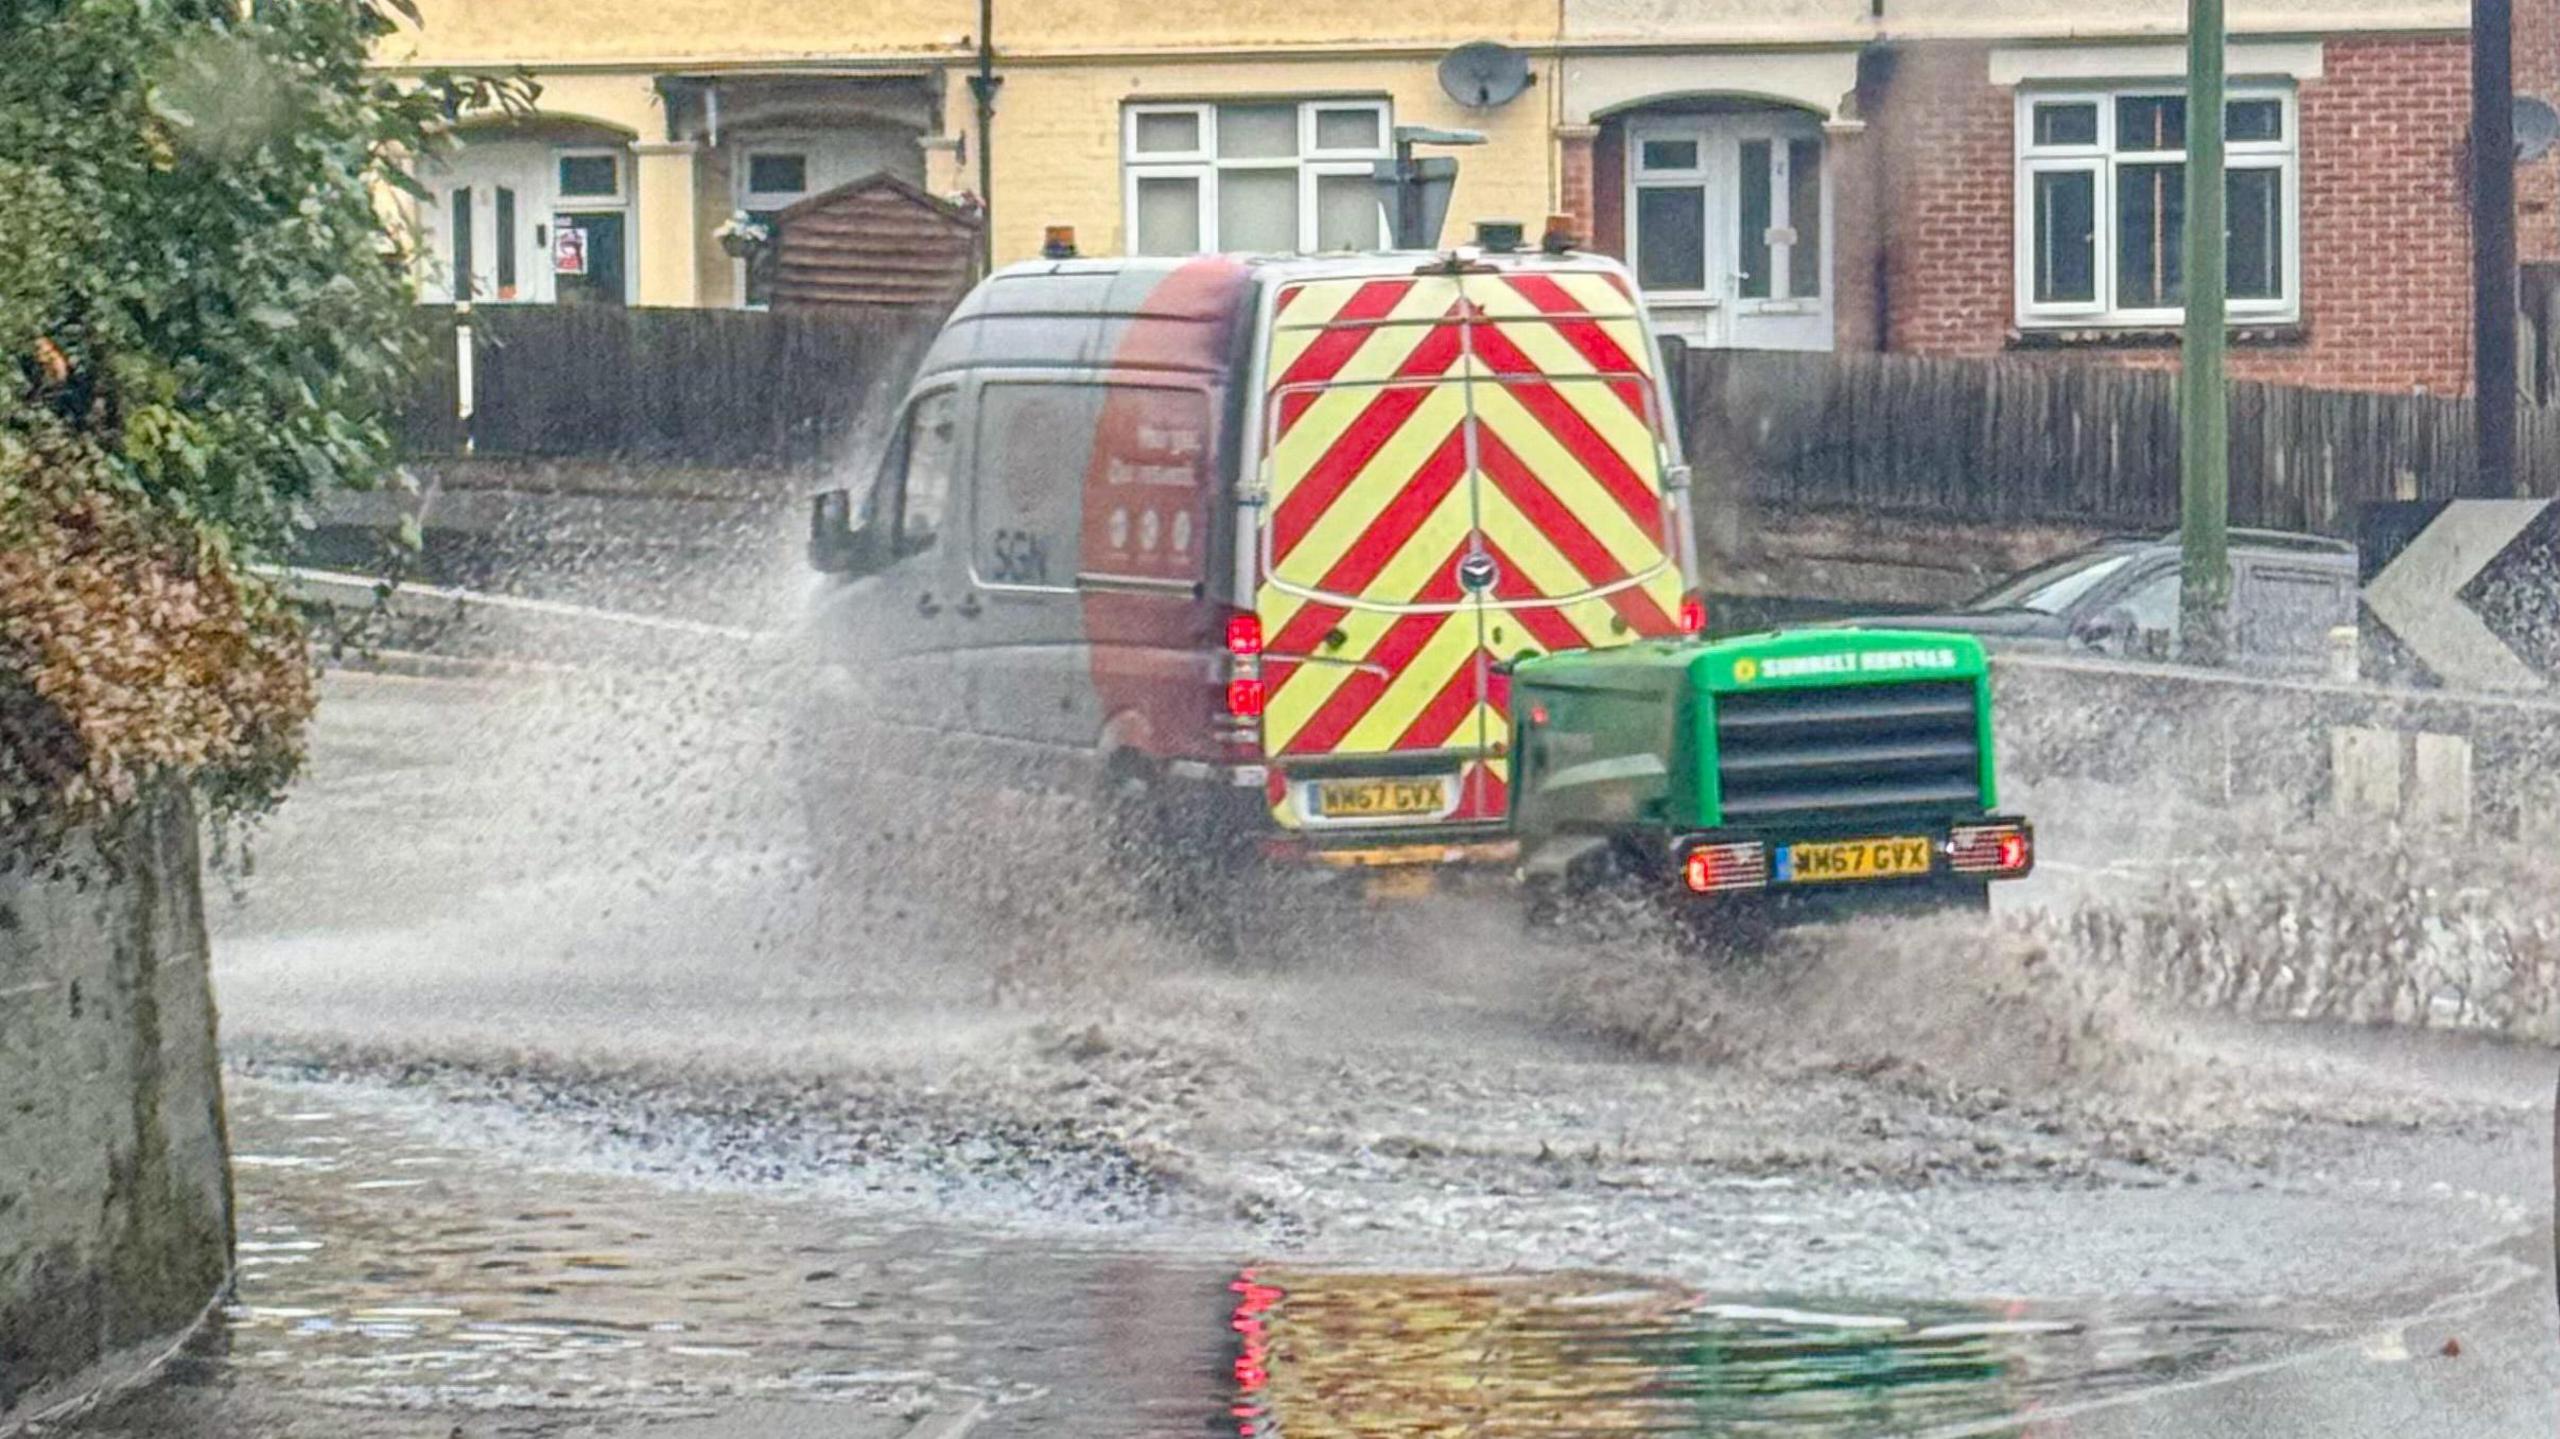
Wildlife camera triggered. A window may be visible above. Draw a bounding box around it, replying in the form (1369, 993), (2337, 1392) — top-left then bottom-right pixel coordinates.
(2017, 89), (2297, 326)
(894, 391), (958, 555)
(1124, 100), (1390, 256)
(493, 186), (518, 298)
(971, 384), (1094, 591)
(1628, 121), (1825, 305)
(738, 148), (813, 308)
(556, 151), (622, 200)
(747, 153), (807, 197)
(448, 187), (474, 300)
(2116, 566), (2182, 635)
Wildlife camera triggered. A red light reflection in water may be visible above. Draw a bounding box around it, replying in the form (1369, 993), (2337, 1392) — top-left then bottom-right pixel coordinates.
(1229, 1268), (1283, 1437)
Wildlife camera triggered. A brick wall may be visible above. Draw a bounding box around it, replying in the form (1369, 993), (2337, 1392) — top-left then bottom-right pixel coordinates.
(1869, 43), (2016, 359)
(2520, 0), (2560, 265)
(1864, 14), (2560, 398)
(2267, 35), (2471, 394)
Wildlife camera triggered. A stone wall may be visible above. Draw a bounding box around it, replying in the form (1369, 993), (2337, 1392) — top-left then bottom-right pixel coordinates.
(0, 795), (232, 1423)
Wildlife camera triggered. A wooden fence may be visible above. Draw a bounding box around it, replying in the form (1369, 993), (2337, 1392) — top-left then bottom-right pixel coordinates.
(1684, 349), (2560, 537)
(399, 305), (2560, 533)
(399, 304), (938, 468)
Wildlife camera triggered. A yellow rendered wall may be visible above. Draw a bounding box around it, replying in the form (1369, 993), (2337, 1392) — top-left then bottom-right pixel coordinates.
(492, 72), (665, 139)
(387, 0), (1552, 68)
(972, 59), (1559, 265)
(386, 0), (968, 66)
(1563, 0), (2460, 41)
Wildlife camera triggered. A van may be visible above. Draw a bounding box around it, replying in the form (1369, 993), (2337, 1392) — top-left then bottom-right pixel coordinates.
(809, 246), (1703, 867)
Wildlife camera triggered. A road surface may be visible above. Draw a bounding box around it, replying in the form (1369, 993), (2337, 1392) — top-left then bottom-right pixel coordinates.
(66, 660), (2559, 1437)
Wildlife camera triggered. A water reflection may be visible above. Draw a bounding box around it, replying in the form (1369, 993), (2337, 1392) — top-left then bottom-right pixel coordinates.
(1231, 1268), (2261, 1436)
(186, 1077), (2283, 1436)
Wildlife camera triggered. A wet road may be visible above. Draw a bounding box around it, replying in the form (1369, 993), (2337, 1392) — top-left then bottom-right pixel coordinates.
(69, 662), (2559, 1435)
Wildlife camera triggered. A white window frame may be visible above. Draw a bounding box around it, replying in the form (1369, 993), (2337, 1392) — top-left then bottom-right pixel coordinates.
(549, 145), (633, 304)
(1122, 99), (1392, 256)
(734, 141), (817, 310)
(740, 146), (815, 209)
(1625, 117), (1831, 312)
(1627, 123), (1714, 302)
(553, 147), (628, 204)
(2013, 86), (2300, 329)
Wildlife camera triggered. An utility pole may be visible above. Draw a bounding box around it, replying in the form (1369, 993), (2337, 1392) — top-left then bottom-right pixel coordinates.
(2473, 0), (2519, 496)
(2179, 0), (2231, 663)
(968, 0), (1000, 276)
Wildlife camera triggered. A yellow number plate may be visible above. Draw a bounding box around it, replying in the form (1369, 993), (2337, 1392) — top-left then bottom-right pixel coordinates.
(1779, 836), (1934, 885)
(1311, 778), (1448, 820)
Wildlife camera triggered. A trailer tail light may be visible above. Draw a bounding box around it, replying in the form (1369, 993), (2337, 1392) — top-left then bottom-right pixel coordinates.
(1681, 841), (1769, 895)
(1949, 823), (2035, 879)
(1225, 613), (1263, 657)
(1226, 677), (1267, 719)
(1678, 592), (1707, 636)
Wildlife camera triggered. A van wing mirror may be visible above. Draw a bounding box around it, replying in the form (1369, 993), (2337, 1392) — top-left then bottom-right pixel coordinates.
(809, 488), (886, 577)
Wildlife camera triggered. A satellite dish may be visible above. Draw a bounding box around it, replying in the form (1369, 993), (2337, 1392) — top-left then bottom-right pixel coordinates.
(2518, 96), (2560, 163)
(1439, 42), (1533, 110)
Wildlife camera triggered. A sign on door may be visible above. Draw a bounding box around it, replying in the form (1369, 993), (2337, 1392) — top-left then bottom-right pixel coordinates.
(551, 224), (588, 277)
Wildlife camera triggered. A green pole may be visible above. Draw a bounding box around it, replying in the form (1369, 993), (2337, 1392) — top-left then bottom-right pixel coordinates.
(2179, 0), (2231, 664)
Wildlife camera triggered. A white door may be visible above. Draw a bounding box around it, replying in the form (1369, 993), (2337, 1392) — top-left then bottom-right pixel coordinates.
(419, 142), (552, 305)
(1626, 115), (1832, 351)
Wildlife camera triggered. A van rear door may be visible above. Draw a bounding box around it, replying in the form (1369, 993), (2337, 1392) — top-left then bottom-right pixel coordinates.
(1253, 267), (1687, 833)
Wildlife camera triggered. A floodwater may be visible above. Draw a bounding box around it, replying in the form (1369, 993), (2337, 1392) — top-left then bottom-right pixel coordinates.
(183, 1075), (2303, 1438)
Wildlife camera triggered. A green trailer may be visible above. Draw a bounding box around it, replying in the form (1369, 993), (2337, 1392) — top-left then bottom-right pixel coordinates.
(1507, 629), (2033, 922)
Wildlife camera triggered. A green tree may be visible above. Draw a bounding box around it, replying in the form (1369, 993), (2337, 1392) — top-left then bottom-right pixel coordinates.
(1, 0), (525, 841)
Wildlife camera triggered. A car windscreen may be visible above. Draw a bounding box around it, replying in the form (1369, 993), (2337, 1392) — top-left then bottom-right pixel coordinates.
(1964, 550), (2137, 616)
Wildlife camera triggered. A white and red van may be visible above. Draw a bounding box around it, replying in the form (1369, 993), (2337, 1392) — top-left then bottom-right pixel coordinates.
(810, 239), (1702, 866)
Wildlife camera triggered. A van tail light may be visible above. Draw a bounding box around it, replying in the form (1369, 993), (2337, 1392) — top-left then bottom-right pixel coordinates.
(1221, 608), (1267, 743)
(1681, 841), (1768, 895)
(1949, 822), (2035, 879)
(1678, 592), (1708, 637)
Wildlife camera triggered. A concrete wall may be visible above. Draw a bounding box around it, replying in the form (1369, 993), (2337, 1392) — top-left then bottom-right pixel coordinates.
(0, 796), (232, 1422)
(1996, 650), (2560, 840)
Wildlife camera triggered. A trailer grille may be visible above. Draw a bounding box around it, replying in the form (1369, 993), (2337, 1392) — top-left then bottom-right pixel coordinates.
(1713, 680), (1984, 828)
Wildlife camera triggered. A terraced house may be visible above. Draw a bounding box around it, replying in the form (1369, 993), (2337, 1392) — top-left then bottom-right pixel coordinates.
(384, 0), (2557, 394)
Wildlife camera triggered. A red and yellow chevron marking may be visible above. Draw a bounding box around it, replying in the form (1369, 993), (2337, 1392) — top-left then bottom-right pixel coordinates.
(1256, 270), (1686, 828)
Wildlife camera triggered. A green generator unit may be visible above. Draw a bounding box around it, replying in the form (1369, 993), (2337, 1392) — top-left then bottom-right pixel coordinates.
(1508, 629), (2033, 915)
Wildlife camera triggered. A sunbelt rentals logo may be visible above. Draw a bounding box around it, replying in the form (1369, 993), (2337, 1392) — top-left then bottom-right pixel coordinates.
(1733, 647), (1961, 684)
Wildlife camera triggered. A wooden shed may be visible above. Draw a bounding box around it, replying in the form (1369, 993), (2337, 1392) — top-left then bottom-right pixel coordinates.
(766, 171), (982, 315)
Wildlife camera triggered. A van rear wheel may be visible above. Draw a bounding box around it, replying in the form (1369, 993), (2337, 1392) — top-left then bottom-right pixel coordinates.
(1100, 773), (1274, 968)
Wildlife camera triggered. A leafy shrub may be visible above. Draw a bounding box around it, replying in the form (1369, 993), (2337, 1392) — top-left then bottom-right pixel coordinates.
(0, 0), (523, 845)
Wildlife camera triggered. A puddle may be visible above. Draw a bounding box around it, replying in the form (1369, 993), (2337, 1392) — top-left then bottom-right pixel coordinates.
(182, 1076), (2299, 1435)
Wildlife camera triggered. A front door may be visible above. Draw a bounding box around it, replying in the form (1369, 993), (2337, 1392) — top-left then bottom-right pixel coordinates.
(552, 210), (629, 307)
(420, 142), (551, 305)
(1626, 115), (1832, 351)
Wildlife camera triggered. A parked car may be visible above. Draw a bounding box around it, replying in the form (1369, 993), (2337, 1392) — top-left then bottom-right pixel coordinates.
(1836, 530), (2358, 675)
(805, 239), (1705, 872)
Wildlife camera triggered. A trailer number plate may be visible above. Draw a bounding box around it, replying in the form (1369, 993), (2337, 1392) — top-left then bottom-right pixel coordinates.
(1310, 778), (1450, 820)
(1777, 836), (1933, 884)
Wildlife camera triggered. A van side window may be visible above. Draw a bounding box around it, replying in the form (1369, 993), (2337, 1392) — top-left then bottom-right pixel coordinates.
(971, 382), (1101, 590)
(897, 391), (958, 555)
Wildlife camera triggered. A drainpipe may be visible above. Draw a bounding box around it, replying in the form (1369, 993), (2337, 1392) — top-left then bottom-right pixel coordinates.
(967, 0), (1000, 274)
